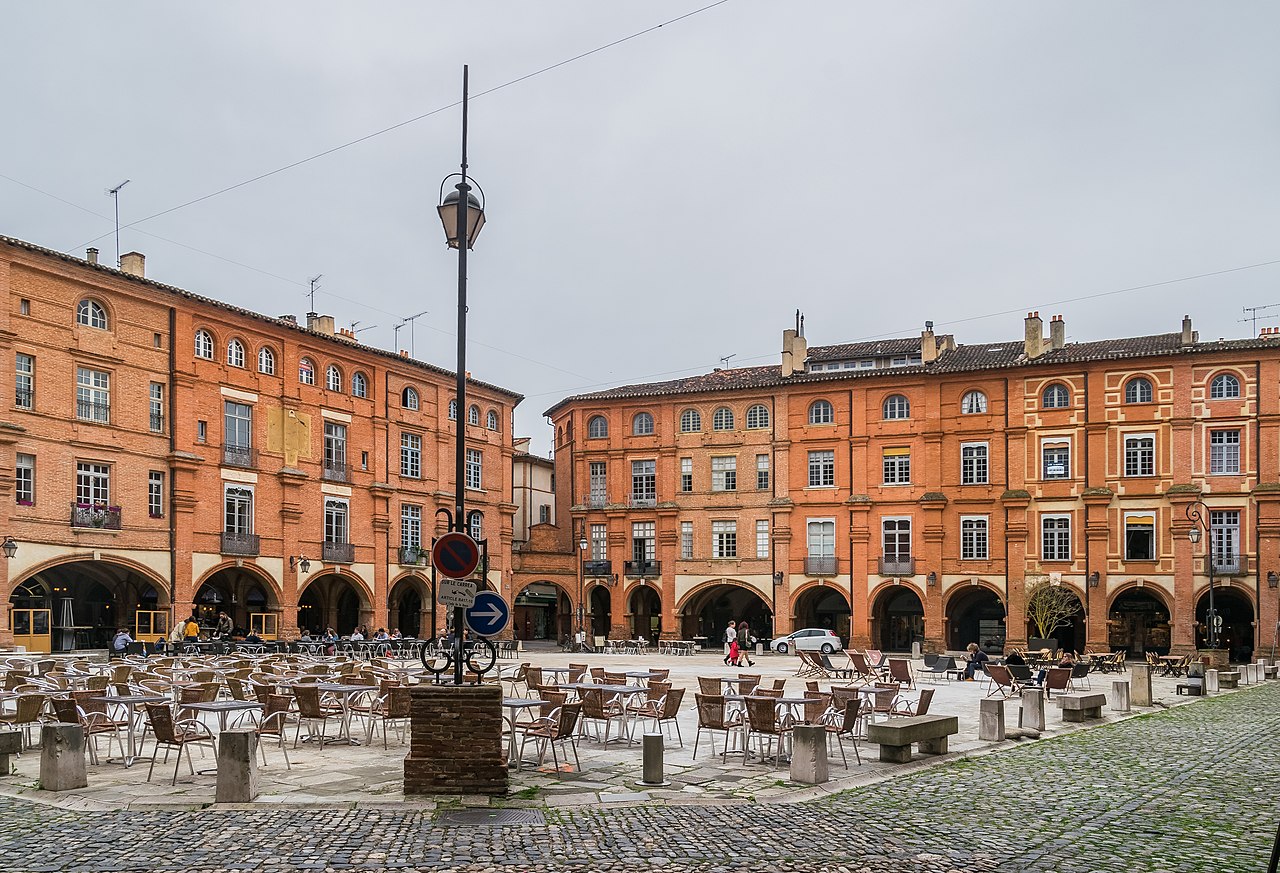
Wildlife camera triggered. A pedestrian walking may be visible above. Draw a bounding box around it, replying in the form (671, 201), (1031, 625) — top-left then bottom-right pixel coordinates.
(724, 619), (737, 665)
(736, 620), (755, 667)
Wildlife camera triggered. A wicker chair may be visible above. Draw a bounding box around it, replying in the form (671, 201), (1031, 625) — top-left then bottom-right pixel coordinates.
(292, 684), (343, 748)
(825, 697), (864, 767)
(743, 696), (791, 768)
(255, 694), (293, 769)
(578, 688), (628, 744)
(737, 674), (761, 696)
(518, 702), (582, 775)
(891, 687), (934, 716)
(635, 687), (685, 746)
(144, 703), (215, 785)
(692, 693), (742, 761)
(697, 676), (723, 696)
(0, 693), (47, 748)
(363, 686), (412, 749)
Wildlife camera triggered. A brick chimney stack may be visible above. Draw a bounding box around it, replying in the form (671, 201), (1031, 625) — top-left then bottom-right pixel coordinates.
(1049, 314), (1065, 350)
(86, 247), (99, 265)
(1024, 311), (1044, 359)
(1182, 315), (1195, 345)
(921, 321), (938, 363)
(119, 251), (145, 277)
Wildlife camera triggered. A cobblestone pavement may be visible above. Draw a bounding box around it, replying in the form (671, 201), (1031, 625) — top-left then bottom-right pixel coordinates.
(2, 682), (1277, 872)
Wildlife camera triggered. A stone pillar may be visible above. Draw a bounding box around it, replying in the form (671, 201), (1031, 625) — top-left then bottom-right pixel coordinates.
(1205, 669), (1220, 694)
(1110, 680), (1131, 712)
(405, 684), (507, 795)
(789, 725), (828, 785)
(0, 731), (21, 774)
(1129, 663), (1153, 707)
(1020, 689), (1045, 732)
(39, 723), (87, 791)
(215, 730), (260, 803)
(979, 698), (1005, 742)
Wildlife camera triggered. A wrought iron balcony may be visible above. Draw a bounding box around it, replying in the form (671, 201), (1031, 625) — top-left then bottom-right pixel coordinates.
(583, 559), (613, 577)
(879, 556), (915, 577)
(805, 556), (838, 576)
(70, 503), (121, 530)
(220, 532), (260, 556)
(222, 444), (257, 469)
(586, 495), (607, 509)
(76, 400), (110, 423)
(323, 542), (355, 564)
(1211, 556), (1243, 575)
(398, 545), (428, 566)
(628, 495), (656, 508)
(624, 560), (661, 578)
(322, 459), (349, 483)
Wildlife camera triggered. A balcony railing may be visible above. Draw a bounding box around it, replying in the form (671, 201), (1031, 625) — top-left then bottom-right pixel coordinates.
(15, 389), (33, 410)
(398, 545), (428, 566)
(583, 559), (613, 577)
(628, 495), (656, 508)
(879, 556), (916, 577)
(322, 459), (349, 483)
(1211, 557), (1243, 575)
(76, 400), (110, 423)
(805, 556), (838, 576)
(220, 532), (261, 556)
(624, 560), (661, 578)
(70, 503), (121, 530)
(323, 542), (355, 564)
(222, 444), (257, 469)
(586, 495), (607, 509)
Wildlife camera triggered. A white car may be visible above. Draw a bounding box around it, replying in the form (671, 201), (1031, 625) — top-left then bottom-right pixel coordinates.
(771, 628), (843, 655)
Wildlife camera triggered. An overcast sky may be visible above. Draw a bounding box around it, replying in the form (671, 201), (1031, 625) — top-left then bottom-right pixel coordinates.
(4, 2), (1279, 455)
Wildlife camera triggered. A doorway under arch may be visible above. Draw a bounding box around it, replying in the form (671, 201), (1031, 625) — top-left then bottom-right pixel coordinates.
(873, 587), (924, 652)
(1024, 586), (1085, 654)
(10, 559), (168, 652)
(389, 576), (430, 639)
(679, 582), (771, 643)
(588, 585), (612, 638)
(1107, 588), (1171, 655)
(193, 567), (277, 636)
(297, 573), (369, 636)
(1196, 586), (1254, 662)
(793, 586), (850, 644)
(629, 585), (661, 641)
(947, 586), (1006, 654)
(514, 582), (572, 641)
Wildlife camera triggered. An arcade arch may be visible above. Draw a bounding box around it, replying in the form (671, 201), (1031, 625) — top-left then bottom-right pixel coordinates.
(678, 581), (771, 643)
(1107, 586), (1171, 655)
(297, 573), (371, 636)
(792, 585), (850, 644)
(946, 584), (1006, 653)
(629, 584), (662, 641)
(1196, 585), (1254, 661)
(871, 585), (924, 652)
(513, 580), (572, 642)
(192, 565), (279, 635)
(389, 574), (431, 639)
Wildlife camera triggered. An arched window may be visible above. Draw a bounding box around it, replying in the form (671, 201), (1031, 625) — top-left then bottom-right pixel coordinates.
(468, 405), (480, 426)
(486, 409), (499, 431)
(76, 299), (108, 329)
(680, 409), (702, 433)
(402, 387), (419, 410)
(257, 346), (275, 375)
(961, 390), (988, 414)
(194, 329), (214, 359)
(746, 404), (770, 429)
(326, 364), (342, 392)
(1042, 384), (1069, 409)
(1210, 373), (1240, 399)
(588, 415), (609, 438)
(448, 399), (457, 420)
(713, 407), (735, 431)
(298, 357), (315, 385)
(351, 372), (368, 398)
(633, 412), (654, 435)
(808, 399), (834, 425)
(883, 394), (910, 420)
(469, 511), (483, 541)
(226, 339), (245, 368)
(1124, 377), (1152, 404)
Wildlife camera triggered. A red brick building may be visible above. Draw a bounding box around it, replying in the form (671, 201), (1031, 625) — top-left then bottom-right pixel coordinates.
(0, 235), (520, 651)
(542, 314), (1280, 659)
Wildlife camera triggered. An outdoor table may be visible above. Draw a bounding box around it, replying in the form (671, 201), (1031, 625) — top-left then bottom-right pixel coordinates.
(625, 670), (662, 682)
(540, 667), (572, 681)
(502, 697), (546, 766)
(313, 683), (379, 744)
(90, 694), (167, 767)
(559, 683), (648, 742)
(1158, 655), (1184, 676)
(183, 699), (262, 732)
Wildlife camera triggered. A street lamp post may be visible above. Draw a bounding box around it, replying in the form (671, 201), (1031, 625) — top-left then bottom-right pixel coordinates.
(437, 65), (486, 686)
(577, 527), (588, 644)
(1185, 500), (1221, 651)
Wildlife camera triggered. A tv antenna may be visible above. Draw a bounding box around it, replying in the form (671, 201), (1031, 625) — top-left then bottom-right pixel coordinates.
(104, 179), (130, 265)
(1241, 303), (1280, 336)
(394, 310), (429, 357)
(306, 275), (323, 312)
(349, 320), (377, 337)
(719, 354), (736, 368)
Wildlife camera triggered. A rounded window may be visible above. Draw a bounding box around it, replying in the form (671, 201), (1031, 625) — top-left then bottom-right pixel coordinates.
(1042, 384), (1069, 409)
(226, 339), (245, 368)
(883, 394), (910, 420)
(1124, 377), (1153, 404)
(633, 412), (654, 435)
(679, 409), (702, 433)
(402, 387), (419, 410)
(257, 346), (276, 375)
(746, 404), (770, 429)
(588, 415), (608, 438)
(448, 398), (457, 420)
(1210, 373), (1240, 399)
(76, 299), (108, 329)
(298, 357), (315, 385)
(351, 372), (368, 398)
(808, 399), (834, 425)
(468, 405), (480, 426)
(961, 390), (988, 414)
(713, 407), (735, 431)
(486, 409), (499, 431)
(325, 365), (342, 392)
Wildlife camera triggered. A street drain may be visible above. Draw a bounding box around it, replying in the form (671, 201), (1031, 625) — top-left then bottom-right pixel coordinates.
(438, 809), (545, 827)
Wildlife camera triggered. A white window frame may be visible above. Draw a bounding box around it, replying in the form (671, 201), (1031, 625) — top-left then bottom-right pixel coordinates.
(1210, 373), (1240, 399)
(1041, 514), (1071, 561)
(298, 358), (315, 385)
(1125, 377), (1153, 404)
(76, 367), (110, 423)
(589, 462), (607, 504)
(352, 372), (368, 398)
(469, 511), (483, 541)
(1210, 509), (1241, 570)
(257, 346), (275, 375)
(746, 404), (770, 429)
(631, 459), (656, 502)
(324, 497), (349, 544)
(960, 441), (989, 485)
(681, 521), (693, 559)
(403, 387), (419, 410)
(1124, 433), (1155, 477)
(756, 454), (770, 490)
(808, 399), (834, 425)
(679, 409), (701, 433)
(960, 515), (988, 560)
(468, 405), (480, 426)
(712, 407), (735, 431)
(632, 521), (656, 562)
(756, 519), (769, 559)
(326, 365), (342, 392)
(76, 462), (110, 505)
(15, 353), (33, 410)
(15, 453), (34, 505)
(77, 299), (108, 329)
(1209, 429), (1240, 475)
(149, 383), (164, 432)
(400, 432), (422, 478)
(711, 456), (737, 492)
(588, 415), (608, 438)
(1123, 511), (1156, 561)
(195, 329), (214, 360)
(227, 339), (245, 368)
(633, 412), (654, 435)
(465, 448), (483, 490)
(808, 450), (835, 488)
(882, 449), (911, 485)
(590, 523), (607, 561)
(486, 409), (499, 431)
(961, 390), (988, 414)
(882, 517), (912, 562)
(1041, 438), (1070, 480)
(806, 518), (835, 558)
(224, 485), (254, 535)
(712, 520), (737, 558)
(883, 394), (910, 420)
(680, 457), (692, 493)
(148, 471), (164, 518)
(401, 503), (422, 550)
(224, 400), (253, 450)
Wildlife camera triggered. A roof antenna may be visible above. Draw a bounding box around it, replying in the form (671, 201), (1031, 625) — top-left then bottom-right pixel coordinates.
(394, 310), (429, 357)
(799, 312), (805, 337)
(795, 309), (800, 333)
(719, 354), (736, 368)
(306, 275), (323, 312)
(349, 321), (378, 337)
(105, 179), (130, 266)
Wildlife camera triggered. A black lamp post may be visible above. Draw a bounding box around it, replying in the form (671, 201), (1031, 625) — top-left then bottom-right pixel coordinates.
(437, 65), (486, 686)
(577, 528), (588, 641)
(1185, 500), (1220, 650)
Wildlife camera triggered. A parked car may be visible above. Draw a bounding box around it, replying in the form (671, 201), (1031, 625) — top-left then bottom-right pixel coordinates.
(771, 628), (843, 655)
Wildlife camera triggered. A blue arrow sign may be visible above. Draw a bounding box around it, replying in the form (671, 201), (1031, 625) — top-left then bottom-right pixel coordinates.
(465, 591), (510, 637)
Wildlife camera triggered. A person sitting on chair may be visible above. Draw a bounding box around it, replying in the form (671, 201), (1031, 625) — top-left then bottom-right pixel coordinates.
(963, 642), (989, 680)
(1035, 650), (1076, 685)
(110, 627), (133, 658)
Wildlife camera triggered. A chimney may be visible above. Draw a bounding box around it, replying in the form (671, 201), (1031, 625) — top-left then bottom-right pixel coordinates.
(781, 328), (797, 377)
(1181, 315), (1195, 346)
(86, 247), (99, 265)
(1024, 311), (1044, 359)
(279, 314), (298, 324)
(304, 313), (335, 335)
(399, 350), (408, 357)
(1049, 314), (1065, 350)
(119, 251), (145, 277)
(921, 321), (938, 363)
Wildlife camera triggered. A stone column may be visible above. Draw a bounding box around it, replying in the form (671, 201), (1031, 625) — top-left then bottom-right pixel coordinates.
(1020, 689), (1045, 732)
(39, 723), (87, 791)
(1110, 680), (1131, 712)
(1129, 662), (1153, 707)
(789, 725), (829, 784)
(979, 698), (1005, 741)
(215, 730), (260, 803)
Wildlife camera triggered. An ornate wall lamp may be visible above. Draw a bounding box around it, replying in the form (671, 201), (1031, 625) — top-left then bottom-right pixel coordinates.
(289, 555), (311, 573)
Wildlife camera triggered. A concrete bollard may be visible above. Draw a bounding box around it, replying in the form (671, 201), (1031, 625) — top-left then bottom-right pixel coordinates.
(637, 733), (669, 787)
(789, 725), (829, 785)
(1019, 688), (1045, 732)
(1205, 669), (1220, 694)
(0, 731), (21, 775)
(979, 698), (1005, 741)
(215, 729), (260, 803)
(1129, 663), (1153, 707)
(1111, 680), (1131, 712)
(39, 723), (87, 791)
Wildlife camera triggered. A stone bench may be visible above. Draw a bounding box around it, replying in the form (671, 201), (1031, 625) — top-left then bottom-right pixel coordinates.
(1266, 666), (1278, 680)
(0, 731), (21, 774)
(1176, 678), (1203, 696)
(1055, 692), (1106, 722)
(1218, 671), (1240, 689)
(866, 715), (959, 763)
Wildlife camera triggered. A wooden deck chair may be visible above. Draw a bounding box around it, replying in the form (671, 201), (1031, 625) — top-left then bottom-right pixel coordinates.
(985, 663), (1021, 699)
(825, 697), (863, 767)
(1043, 667), (1072, 699)
(886, 658), (915, 690)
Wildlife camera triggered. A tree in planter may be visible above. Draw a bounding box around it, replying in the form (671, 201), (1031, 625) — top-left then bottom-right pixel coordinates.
(1025, 578), (1082, 644)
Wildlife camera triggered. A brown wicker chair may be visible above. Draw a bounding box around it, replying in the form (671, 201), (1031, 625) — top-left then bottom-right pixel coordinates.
(0, 693), (47, 748)
(578, 688), (628, 744)
(737, 674), (761, 696)
(825, 697), (864, 767)
(144, 703), (215, 785)
(636, 687), (685, 746)
(363, 686), (412, 749)
(51, 696), (123, 765)
(692, 693), (742, 761)
(697, 676), (722, 696)
(253, 693), (293, 769)
(292, 684), (343, 748)
(743, 696), (791, 768)
(518, 702), (582, 775)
